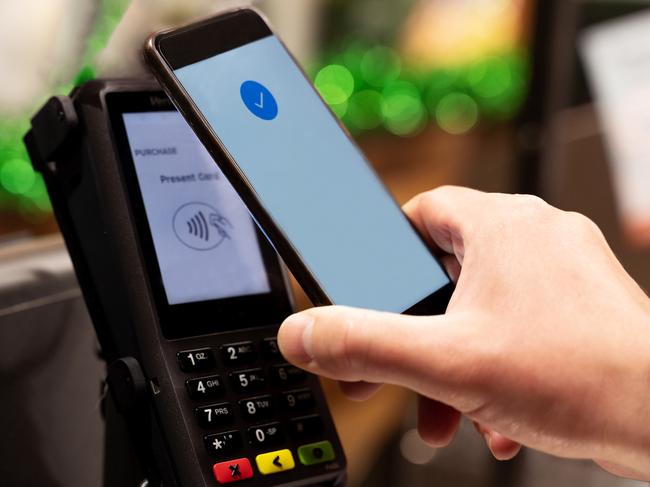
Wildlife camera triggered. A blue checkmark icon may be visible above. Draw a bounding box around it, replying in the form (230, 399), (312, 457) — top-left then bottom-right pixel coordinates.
(240, 80), (278, 121)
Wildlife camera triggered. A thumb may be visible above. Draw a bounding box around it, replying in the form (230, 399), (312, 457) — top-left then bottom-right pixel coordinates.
(278, 306), (476, 403)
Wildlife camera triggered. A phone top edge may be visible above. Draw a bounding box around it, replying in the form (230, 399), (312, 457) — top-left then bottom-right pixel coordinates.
(148, 7), (272, 70)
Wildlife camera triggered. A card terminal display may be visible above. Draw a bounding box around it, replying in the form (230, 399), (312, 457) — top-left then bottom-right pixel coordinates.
(122, 110), (271, 306)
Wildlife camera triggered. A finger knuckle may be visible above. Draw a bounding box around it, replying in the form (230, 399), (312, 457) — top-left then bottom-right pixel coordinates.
(512, 194), (549, 216)
(417, 186), (460, 218)
(565, 210), (596, 229)
(499, 194), (554, 231)
(421, 185), (461, 207)
(416, 188), (443, 214)
(563, 211), (604, 241)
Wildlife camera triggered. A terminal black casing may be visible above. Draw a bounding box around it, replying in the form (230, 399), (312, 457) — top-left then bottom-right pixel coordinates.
(24, 79), (347, 487)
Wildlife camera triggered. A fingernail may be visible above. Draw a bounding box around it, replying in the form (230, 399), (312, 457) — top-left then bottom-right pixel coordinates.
(278, 313), (315, 364)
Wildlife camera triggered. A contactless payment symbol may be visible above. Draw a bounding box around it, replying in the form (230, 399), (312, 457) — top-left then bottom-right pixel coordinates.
(172, 202), (233, 251)
(240, 80), (278, 120)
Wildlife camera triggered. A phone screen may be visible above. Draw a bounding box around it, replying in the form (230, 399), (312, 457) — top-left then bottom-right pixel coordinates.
(122, 110), (271, 305)
(173, 34), (450, 313)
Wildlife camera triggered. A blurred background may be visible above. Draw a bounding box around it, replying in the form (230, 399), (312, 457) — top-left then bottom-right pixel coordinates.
(1, 0), (650, 486)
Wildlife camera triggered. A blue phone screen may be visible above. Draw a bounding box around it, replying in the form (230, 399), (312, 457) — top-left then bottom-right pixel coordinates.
(174, 35), (450, 312)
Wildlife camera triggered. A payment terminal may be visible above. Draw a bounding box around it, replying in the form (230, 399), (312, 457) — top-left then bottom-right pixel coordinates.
(24, 79), (346, 487)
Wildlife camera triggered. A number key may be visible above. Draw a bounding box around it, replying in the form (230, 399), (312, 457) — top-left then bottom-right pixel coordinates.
(177, 348), (215, 373)
(220, 342), (257, 366)
(261, 337), (282, 359)
(271, 363), (306, 386)
(289, 415), (324, 441)
(230, 368), (266, 393)
(239, 395), (274, 420)
(248, 422), (284, 448)
(186, 375), (223, 400)
(204, 431), (242, 458)
(282, 389), (315, 412)
(195, 403), (234, 428)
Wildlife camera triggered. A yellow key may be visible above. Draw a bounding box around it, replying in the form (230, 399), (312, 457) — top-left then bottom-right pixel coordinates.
(255, 449), (295, 475)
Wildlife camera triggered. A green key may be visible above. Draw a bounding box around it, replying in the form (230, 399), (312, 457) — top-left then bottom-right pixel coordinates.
(297, 440), (335, 466)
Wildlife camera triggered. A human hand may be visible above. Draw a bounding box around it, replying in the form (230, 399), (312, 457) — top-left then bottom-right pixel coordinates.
(278, 186), (650, 479)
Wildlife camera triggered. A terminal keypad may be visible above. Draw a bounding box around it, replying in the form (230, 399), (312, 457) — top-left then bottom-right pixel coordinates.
(176, 335), (336, 484)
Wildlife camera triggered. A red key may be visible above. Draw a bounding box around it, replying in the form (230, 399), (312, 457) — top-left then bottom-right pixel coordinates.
(213, 458), (254, 484)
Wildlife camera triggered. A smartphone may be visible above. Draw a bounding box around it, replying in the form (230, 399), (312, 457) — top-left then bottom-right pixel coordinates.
(25, 80), (346, 486)
(144, 8), (454, 315)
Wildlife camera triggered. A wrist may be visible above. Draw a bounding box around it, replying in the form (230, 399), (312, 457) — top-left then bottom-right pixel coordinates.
(602, 306), (650, 479)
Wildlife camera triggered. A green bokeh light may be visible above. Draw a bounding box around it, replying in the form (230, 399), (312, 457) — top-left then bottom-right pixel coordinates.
(360, 46), (402, 88)
(0, 159), (36, 195)
(312, 41), (527, 137)
(0, 118), (52, 215)
(436, 93), (479, 135)
(0, 0), (129, 216)
(23, 176), (50, 211)
(475, 52), (527, 118)
(345, 89), (383, 131)
(423, 69), (460, 116)
(315, 64), (355, 106)
(339, 42), (367, 83)
(74, 65), (97, 86)
(329, 99), (349, 119)
(468, 56), (512, 100)
(382, 81), (426, 136)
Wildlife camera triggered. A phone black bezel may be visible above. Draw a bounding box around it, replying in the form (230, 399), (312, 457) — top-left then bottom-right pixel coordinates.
(106, 90), (293, 340)
(145, 7), (455, 316)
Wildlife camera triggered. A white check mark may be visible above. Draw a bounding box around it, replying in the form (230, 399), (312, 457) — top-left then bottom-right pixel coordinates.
(254, 91), (264, 109)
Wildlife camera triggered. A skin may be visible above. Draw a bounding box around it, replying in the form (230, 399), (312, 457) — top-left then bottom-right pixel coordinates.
(277, 186), (650, 480)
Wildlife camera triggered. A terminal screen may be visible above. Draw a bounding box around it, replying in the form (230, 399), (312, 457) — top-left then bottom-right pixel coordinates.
(122, 110), (271, 306)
